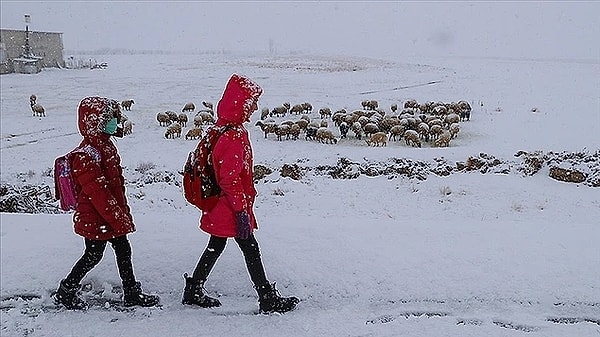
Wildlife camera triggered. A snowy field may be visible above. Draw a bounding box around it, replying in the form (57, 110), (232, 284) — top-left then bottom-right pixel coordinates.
(1, 52), (599, 337)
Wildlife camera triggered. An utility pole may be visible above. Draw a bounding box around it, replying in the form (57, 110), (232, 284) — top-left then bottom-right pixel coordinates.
(24, 14), (31, 57)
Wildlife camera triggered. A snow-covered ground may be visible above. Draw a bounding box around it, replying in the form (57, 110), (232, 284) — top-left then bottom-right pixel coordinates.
(1, 52), (599, 337)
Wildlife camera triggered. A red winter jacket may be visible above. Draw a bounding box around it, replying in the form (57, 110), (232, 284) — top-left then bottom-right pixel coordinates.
(71, 97), (135, 240)
(200, 74), (263, 238)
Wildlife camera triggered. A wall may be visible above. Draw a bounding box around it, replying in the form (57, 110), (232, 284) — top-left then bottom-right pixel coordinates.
(0, 29), (65, 68)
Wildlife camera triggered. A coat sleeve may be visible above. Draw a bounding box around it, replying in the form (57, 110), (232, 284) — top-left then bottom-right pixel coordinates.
(213, 132), (248, 213)
(71, 152), (134, 229)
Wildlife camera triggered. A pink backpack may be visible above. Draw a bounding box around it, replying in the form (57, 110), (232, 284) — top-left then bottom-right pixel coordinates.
(54, 146), (100, 211)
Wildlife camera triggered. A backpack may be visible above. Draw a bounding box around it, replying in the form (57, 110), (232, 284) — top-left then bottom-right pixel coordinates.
(183, 125), (232, 211)
(54, 145), (100, 211)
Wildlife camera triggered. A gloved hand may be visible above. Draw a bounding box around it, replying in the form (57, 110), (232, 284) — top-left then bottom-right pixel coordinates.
(235, 211), (251, 240)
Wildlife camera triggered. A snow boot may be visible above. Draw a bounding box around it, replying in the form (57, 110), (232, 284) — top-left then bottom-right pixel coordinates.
(181, 273), (221, 308)
(123, 281), (160, 307)
(255, 282), (299, 314)
(54, 279), (88, 310)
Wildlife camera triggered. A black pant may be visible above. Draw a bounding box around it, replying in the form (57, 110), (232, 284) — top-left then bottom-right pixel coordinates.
(192, 234), (269, 287)
(64, 235), (136, 288)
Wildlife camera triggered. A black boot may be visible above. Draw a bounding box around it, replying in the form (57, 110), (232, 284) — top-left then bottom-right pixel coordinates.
(182, 273), (221, 308)
(123, 281), (160, 307)
(54, 279), (88, 310)
(255, 282), (299, 314)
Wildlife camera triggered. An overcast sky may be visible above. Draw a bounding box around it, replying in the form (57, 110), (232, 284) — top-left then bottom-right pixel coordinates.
(1, 1), (599, 59)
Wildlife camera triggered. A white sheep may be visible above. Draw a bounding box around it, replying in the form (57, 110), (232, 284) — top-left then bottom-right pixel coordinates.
(165, 122), (182, 139)
(365, 132), (388, 147)
(403, 129), (421, 148)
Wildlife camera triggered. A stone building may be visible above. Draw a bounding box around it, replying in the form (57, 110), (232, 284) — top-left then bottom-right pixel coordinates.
(0, 29), (65, 73)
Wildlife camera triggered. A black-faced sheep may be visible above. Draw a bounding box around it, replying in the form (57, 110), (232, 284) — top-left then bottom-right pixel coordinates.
(339, 122), (349, 139)
(403, 129), (421, 148)
(165, 122), (182, 139)
(185, 127), (203, 140)
(30, 94), (37, 106)
(182, 102), (195, 112)
(366, 132), (388, 147)
(121, 99), (134, 111)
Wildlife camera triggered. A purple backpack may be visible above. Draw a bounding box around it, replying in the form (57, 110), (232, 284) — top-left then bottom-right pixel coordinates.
(53, 146), (100, 211)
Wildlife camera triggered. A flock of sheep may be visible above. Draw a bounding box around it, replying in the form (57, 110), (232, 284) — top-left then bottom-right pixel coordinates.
(28, 93), (470, 149)
(254, 99), (472, 148)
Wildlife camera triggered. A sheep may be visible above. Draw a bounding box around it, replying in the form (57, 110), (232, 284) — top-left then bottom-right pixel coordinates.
(458, 100), (471, 121)
(444, 113), (460, 127)
(429, 124), (443, 141)
(339, 121), (349, 139)
(290, 104), (304, 115)
(434, 131), (452, 147)
(366, 132), (388, 147)
(350, 121), (363, 140)
(202, 101), (214, 111)
(305, 126), (318, 141)
(121, 99), (134, 111)
(288, 123), (301, 140)
(390, 103), (398, 113)
(157, 112), (170, 126)
(29, 94), (37, 106)
(366, 100), (379, 110)
(319, 107), (332, 119)
(274, 124), (291, 141)
(185, 127), (203, 140)
(319, 120), (328, 128)
(194, 111), (215, 126)
(165, 122), (182, 139)
(260, 107), (270, 120)
(363, 122), (380, 138)
(389, 125), (405, 141)
(177, 113), (188, 127)
(182, 102), (195, 112)
(255, 120), (278, 138)
(271, 103), (290, 117)
(165, 110), (178, 123)
(295, 119), (309, 131)
(123, 120), (133, 135)
(449, 122), (460, 139)
(417, 122), (430, 142)
(31, 103), (45, 117)
(403, 130), (421, 148)
(302, 102), (313, 114)
(315, 127), (337, 144)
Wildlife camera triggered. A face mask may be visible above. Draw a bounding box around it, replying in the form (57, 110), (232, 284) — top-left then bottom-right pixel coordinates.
(104, 117), (118, 135)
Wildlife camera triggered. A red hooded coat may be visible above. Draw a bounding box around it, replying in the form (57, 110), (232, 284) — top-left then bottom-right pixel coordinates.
(71, 97), (135, 240)
(199, 74), (263, 237)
